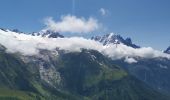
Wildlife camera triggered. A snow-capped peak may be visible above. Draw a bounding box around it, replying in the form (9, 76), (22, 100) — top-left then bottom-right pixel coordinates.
(108, 32), (115, 39)
(164, 46), (170, 54)
(0, 28), (64, 39)
(32, 30), (64, 38)
(91, 33), (140, 48)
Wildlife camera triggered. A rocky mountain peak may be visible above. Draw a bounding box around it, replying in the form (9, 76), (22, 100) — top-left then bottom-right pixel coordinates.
(91, 33), (140, 48)
(32, 30), (64, 38)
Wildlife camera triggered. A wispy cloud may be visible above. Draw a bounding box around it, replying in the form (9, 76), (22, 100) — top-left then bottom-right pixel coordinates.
(99, 8), (109, 16)
(43, 15), (99, 34)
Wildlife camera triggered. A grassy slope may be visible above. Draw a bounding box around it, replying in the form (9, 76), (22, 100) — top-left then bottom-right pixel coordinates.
(0, 49), (169, 100)
(0, 51), (86, 100)
(56, 50), (170, 100)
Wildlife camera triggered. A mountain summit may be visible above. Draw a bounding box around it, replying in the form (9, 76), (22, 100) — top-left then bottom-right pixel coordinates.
(164, 46), (170, 54)
(32, 30), (64, 38)
(91, 33), (140, 48)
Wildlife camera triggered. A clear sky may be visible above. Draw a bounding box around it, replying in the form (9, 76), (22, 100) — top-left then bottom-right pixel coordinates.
(0, 0), (170, 50)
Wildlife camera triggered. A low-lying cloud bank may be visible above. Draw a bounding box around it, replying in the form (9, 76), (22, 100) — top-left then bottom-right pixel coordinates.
(43, 15), (99, 34)
(0, 29), (170, 62)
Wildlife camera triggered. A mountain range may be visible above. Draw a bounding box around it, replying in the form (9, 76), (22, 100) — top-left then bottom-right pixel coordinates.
(0, 28), (170, 100)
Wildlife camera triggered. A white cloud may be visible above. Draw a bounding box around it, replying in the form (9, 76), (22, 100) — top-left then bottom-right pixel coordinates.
(43, 15), (99, 34)
(103, 43), (170, 60)
(0, 29), (170, 62)
(99, 8), (109, 16)
(124, 57), (137, 64)
(0, 29), (103, 55)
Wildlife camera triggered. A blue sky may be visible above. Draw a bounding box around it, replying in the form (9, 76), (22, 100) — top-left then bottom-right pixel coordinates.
(0, 0), (170, 50)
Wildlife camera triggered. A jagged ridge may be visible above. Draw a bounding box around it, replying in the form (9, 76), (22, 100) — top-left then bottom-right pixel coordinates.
(91, 33), (140, 48)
